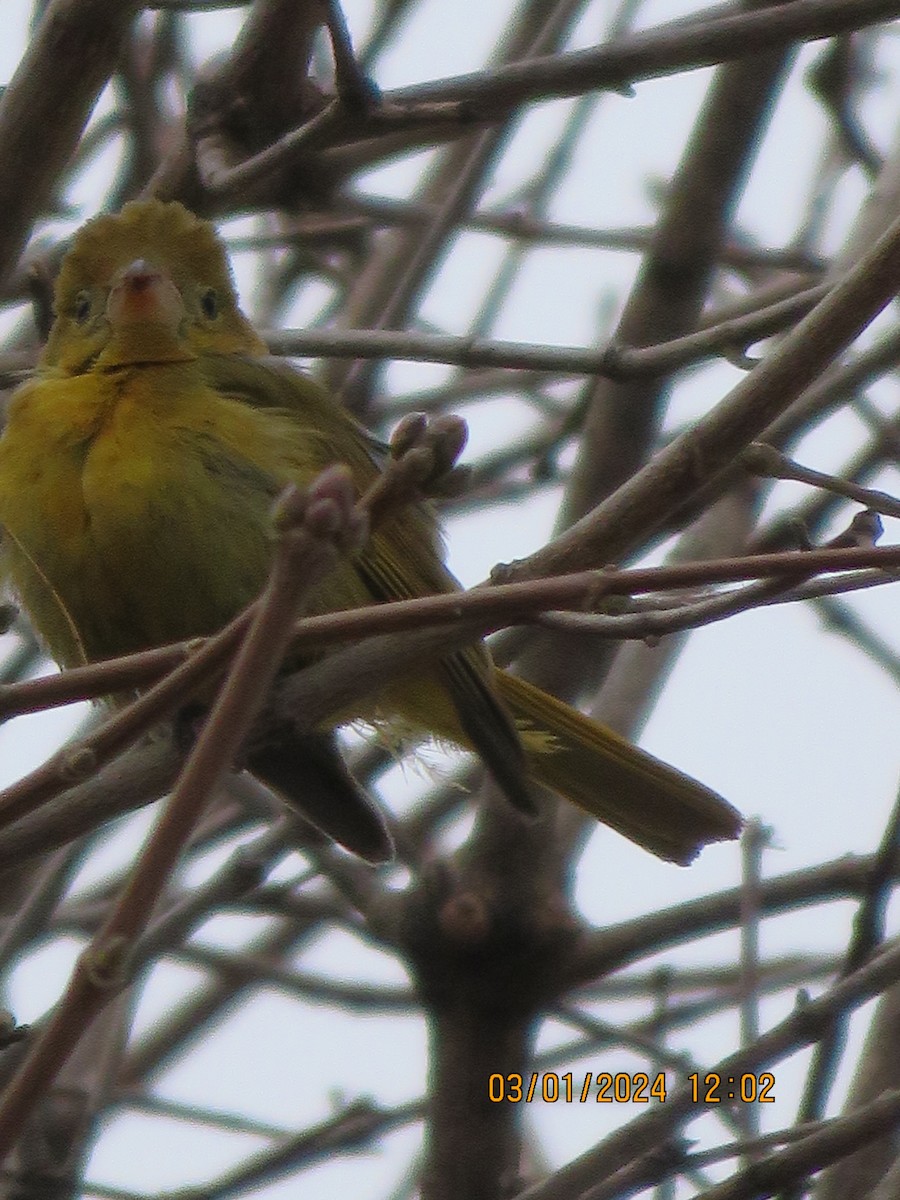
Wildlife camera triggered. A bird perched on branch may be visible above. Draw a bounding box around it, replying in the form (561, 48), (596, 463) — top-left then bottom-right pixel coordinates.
(0, 200), (741, 863)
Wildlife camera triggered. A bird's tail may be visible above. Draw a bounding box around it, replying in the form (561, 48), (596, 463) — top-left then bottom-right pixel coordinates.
(495, 671), (741, 864)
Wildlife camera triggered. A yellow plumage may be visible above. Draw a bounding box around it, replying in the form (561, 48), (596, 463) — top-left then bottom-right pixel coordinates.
(0, 200), (741, 863)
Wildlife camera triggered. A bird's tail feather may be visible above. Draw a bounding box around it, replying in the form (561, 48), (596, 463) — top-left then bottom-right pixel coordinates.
(495, 671), (741, 865)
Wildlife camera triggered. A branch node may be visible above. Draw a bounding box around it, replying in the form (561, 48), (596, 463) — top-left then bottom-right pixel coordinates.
(81, 935), (132, 991)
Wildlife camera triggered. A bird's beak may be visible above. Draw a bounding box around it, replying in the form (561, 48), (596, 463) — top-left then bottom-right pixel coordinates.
(107, 260), (185, 332)
(100, 259), (195, 367)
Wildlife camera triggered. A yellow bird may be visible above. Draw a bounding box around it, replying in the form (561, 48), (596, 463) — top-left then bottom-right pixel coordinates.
(0, 200), (741, 863)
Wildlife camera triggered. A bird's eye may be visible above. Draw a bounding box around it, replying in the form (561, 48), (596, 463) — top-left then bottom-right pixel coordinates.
(200, 288), (218, 319)
(73, 291), (92, 324)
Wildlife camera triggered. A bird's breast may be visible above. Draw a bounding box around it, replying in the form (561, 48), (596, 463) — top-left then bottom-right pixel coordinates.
(0, 367), (278, 662)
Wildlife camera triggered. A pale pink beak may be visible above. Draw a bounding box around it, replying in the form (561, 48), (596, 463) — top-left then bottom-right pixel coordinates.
(107, 259), (184, 329)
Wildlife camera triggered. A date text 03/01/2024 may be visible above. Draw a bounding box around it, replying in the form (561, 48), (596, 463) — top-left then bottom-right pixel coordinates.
(487, 1072), (776, 1104)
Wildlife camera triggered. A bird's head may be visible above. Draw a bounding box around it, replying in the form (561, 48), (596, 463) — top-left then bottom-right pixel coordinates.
(42, 199), (267, 373)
